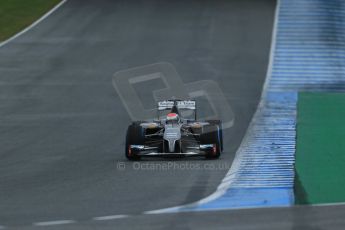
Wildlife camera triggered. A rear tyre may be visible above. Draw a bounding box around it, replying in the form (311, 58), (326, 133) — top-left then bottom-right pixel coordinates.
(125, 124), (144, 160)
(200, 124), (221, 159)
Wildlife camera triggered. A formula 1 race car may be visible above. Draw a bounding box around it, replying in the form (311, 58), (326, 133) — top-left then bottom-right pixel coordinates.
(125, 100), (223, 160)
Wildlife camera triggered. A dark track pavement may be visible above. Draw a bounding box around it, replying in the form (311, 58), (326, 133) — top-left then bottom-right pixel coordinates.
(13, 204), (345, 230)
(0, 0), (275, 228)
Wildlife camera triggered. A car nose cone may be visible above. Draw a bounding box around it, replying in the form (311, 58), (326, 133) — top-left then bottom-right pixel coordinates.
(164, 126), (181, 152)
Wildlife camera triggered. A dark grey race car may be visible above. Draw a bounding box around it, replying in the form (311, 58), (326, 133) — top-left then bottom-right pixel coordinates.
(125, 100), (223, 160)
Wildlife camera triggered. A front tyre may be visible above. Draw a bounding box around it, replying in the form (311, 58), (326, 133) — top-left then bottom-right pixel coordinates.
(206, 120), (223, 151)
(125, 124), (144, 160)
(200, 124), (221, 159)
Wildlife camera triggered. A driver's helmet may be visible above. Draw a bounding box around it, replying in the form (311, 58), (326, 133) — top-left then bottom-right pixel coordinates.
(166, 113), (179, 123)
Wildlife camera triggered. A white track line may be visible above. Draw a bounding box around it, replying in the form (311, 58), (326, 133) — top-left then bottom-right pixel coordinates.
(33, 220), (75, 226)
(308, 202), (345, 207)
(0, 0), (68, 49)
(93, 214), (129, 221)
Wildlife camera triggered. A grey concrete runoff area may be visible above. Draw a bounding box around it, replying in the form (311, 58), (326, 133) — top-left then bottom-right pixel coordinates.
(3, 0), (341, 229)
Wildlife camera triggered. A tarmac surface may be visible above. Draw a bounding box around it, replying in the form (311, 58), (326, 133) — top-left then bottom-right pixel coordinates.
(0, 0), (276, 228)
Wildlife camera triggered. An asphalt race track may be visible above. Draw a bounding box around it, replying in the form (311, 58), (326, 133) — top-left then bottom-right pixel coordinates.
(14, 204), (345, 230)
(0, 0), (275, 228)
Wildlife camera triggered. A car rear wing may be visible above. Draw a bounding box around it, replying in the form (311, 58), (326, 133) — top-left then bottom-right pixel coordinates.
(157, 100), (196, 110)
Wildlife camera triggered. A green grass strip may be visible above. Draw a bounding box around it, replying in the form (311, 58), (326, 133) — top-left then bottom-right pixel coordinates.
(295, 92), (345, 204)
(0, 0), (61, 42)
